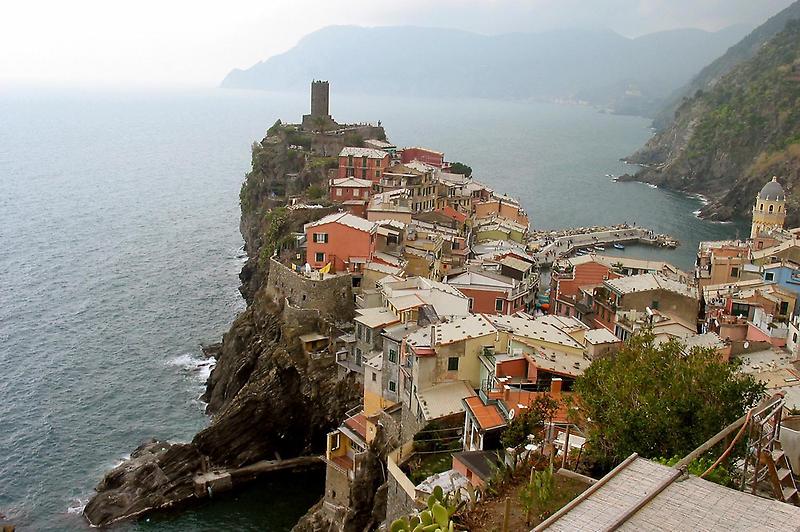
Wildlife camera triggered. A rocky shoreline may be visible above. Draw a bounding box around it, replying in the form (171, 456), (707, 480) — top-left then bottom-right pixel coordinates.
(84, 127), (365, 527)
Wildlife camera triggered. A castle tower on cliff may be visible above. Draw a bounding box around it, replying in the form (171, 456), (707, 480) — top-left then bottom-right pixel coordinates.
(751, 176), (787, 238)
(302, 80), (335, 131)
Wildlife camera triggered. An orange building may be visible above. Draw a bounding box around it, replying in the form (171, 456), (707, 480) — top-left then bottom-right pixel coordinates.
(552, 257), (621, 318)
(338, 147), (391, 182)
(305, 212), (377, 273)
(473, 197), (529, 228)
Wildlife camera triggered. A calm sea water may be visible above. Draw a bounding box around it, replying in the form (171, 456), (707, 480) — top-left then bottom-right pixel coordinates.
(0, 88), (742, 530)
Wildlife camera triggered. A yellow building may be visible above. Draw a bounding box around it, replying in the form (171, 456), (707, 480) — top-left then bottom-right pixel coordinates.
(751, 176), (787, 238)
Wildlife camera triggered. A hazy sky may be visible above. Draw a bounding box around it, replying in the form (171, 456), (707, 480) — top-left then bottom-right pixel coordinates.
(1, 0), (795, 87)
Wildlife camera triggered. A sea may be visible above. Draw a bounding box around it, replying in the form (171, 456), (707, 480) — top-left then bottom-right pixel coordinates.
(0, 87), (747, 531)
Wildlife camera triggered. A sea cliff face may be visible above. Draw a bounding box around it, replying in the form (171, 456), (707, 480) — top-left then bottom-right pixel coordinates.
(84, 125), (362, 527)
(623, 19), (800, 226)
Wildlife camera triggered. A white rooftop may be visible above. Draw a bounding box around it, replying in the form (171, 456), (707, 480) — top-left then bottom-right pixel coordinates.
(487, 315), (584, 350)
(331, 177), (373, 188)
(339, 146), (389, 159)
(354, 307), (400, 329)
(605, 273), (697, 299)
(416, 380), (476, 421)
(584, 328), (621, 345)
(305, 211), (377, 233)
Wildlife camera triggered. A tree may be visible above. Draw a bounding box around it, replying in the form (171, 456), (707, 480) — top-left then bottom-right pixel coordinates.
(449, 161), (472, 177)
(306, 184), (325, 200)
(575, 331), (765, 470)
(500, 396), (558, 451)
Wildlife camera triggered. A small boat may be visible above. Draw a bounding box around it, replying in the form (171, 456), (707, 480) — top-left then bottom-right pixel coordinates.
(594, 245), (605, 251)
(613, 243), (625, 250)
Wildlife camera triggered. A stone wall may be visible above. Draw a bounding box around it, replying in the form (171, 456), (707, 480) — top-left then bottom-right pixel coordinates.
(386, 475), (418, 523)
(324, 462), (352, 509)
(266, 258), (354, 322)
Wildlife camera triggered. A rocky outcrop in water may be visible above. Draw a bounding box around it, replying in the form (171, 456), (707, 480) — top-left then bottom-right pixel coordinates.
(84, 125), (362, 527)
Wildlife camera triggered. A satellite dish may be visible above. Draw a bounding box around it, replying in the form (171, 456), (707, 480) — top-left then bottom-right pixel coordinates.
(508, 408), (516, 420)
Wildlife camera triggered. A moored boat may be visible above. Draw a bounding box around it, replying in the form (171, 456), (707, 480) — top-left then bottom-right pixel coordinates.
(613, 243), (625, 250)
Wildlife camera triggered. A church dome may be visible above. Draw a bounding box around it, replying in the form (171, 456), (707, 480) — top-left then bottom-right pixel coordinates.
(758, 176), (785, 201)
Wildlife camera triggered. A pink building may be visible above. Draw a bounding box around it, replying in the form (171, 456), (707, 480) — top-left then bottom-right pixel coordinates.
(329, 177), (373, 203)
(400, 147), (445, 168)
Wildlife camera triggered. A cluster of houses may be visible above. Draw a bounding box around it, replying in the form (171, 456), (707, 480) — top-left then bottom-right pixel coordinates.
(314, 168), (800, 521)
(280, 84), (800, 525)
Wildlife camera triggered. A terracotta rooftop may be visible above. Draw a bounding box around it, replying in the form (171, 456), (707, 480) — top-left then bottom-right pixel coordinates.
(463, 396), (506, 431)
(344, 413), (368, 442)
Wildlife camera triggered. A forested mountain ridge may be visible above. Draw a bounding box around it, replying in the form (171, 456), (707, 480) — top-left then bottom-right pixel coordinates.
(625, 20), (800, 225)
(653, 0), (800, 129)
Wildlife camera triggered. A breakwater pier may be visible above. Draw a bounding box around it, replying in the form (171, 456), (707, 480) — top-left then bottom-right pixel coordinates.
(530, 225), (678, 265)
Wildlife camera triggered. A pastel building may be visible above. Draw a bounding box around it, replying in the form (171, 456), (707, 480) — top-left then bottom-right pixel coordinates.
(751, 177), (787, 238)
(400, 146), (445, 168)
(338, 147), (392, 181)
(304, 212), (377, 273)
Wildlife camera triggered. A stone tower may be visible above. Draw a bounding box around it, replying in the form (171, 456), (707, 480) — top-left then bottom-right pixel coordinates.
(751, 176), (787, 238)
(302, 80), (335, 130)
(310, 80), (330, 119)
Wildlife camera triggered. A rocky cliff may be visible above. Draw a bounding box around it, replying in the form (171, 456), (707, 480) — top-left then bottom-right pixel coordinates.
(84, 124), (362, 527)
(624, 19), (800, 226)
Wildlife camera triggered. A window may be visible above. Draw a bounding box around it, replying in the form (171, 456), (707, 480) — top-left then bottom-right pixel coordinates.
(769, 204), (774, 213)
(375, 170), (380, 179)
(794, 333), (798, 343)
(765, 272), (775, 281)
(330, 432), (340, 451)
(650, 300), (659, 310)
(347, 155), (353, 166)
(388, 381), (396, 392)
(452, 241), (460, 250)
(315, 252), (325, 263)
(780, 301), (789, 315)
(388, 348), (398, 363)
(448, 357), (459, 371)
(371, 371), (377, 382)
(362, 156), (368, 168)
(353, 189), (359, 197)
(355, 348), (362, 366)
(468, 298), (474, 311)
(336, 188), (342, 196)
(314, 233), (328, 243)
(760, 203), (764, 211)
(495, 298), (504, 312)
(731, 267), (740, 278)
(731, 302), (749, 317)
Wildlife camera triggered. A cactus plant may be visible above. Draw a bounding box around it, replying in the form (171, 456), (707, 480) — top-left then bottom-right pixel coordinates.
(390, 487), (460, 532)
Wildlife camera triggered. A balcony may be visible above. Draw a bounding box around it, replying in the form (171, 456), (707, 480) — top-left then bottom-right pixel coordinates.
(336, 351), (364, 374)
